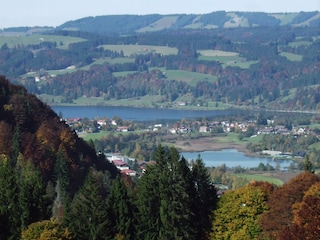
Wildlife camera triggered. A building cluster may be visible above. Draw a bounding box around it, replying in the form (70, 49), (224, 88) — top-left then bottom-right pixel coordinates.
(65, 117), (314, 138)
(104, 153), (155, 177)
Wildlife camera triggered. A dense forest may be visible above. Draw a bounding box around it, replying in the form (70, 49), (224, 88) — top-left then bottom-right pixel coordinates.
(1, 76), (320, 239)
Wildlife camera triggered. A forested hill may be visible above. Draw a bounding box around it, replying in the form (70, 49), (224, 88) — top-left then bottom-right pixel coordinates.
(57, 11), (320, 34)
(1, 11), (319, 35)
(0, 11), (319, 111)
(0, 75), (118, 191)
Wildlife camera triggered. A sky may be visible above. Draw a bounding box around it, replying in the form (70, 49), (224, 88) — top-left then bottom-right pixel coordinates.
(1, 0), (319, 29)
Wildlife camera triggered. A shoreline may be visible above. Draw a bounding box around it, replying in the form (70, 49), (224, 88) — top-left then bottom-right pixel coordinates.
(172, 137), (261, 158)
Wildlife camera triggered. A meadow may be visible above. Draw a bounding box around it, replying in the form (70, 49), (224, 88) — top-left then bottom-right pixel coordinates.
(0, 34), (86, 49)
(197, 49), (257, 69)
(280, 52), (303, 61)
(234, 173), (284, 186)
(101, 44), (178, 56)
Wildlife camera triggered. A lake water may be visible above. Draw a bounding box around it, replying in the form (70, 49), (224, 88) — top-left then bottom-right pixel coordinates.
(181, 149), (292, 170)
(52, 106), (292, 169)
(52, 106), (239, 122)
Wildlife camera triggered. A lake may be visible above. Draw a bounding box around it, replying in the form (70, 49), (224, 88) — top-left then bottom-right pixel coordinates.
(181, 149), (292, 170)
(52, 106), (293, 169)
(52, 105), (240, 122)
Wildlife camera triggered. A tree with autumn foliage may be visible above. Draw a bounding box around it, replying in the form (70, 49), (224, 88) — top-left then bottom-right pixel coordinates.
(259, 172), (320, 239)
(21, 219), (72, 240)
(277, 181), (320, 239)
(211, 182), (270, 240)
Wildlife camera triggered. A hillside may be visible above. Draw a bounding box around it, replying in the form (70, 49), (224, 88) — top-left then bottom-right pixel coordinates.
(0, 11), (319, 111)
(1, 11), (319, 36)
(0, 76), (118, 190)
(57, 11), (320, 34)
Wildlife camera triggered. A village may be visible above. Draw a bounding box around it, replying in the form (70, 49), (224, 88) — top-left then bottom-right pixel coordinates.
(63, 115), (319, 177)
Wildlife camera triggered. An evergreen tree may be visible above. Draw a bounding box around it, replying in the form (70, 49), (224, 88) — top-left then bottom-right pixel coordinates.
(135, 163), (161, 240)
(15, 154), (46, 233)
(191, 155), (217, 239)
(0, 156), (20, 239)
(11, 125), (21, 163)
(67, 169), (112, 240)
(164, 147), (194, 240)
(303, 154), (314, 173)
(135, 145), (212, 240)
(53, 150), (70, 220)
(107, 175), (134, 240)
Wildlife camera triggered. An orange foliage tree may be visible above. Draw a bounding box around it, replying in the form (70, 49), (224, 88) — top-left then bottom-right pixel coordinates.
(277, 181), (320, 239)
(259, 172), (320, 239)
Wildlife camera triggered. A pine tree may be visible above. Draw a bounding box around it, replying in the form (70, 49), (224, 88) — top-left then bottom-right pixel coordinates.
(0, 156), (20, 239)
(11, 125), (21, 163)
(107, 175), (134, 240)
(67, 169), (112, 240)
(15, 154), (46, 233)
(135, 145), (211, 240)
(53, 150), (70, 220)
(190, 155), (217, 239)
(135, 162), (161, 240)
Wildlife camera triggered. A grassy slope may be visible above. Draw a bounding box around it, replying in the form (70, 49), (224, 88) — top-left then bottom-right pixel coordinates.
(234, 173), (284, 186)
(0, 34), (86, 49)
(197, 49), (257, 69)
(101, 44), (178, 56)
(137, 16), (180, 32)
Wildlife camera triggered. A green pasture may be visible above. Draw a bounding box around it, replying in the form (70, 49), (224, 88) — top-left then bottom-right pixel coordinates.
(164, 69), (217, 86)
(234, 173), (284, 186)
(280, 52), (303, 62)
(197, 50), (257, 69)
(0, 34), (86, 49)
(137, 16), (179, 32)
(81, 57), (135, 71)
(289, 40), (313, 47)
(101, 44), (178, 56)
(113, 71), (137, 77)
(24, 57), (135, 77)
(80, 131), (110, 141)
(214, 132), (264, 145)
(270, 13), (299, 26)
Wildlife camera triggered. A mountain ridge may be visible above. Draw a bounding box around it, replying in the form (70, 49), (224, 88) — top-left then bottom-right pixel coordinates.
(1, 11), (319, 36)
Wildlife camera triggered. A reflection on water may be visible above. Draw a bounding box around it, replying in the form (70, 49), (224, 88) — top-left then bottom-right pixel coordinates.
(181, 149), (293, 170)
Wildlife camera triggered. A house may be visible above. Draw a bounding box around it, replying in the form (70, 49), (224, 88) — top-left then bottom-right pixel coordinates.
(297, 127), (305, 135)
(121, 169), (137, 177)
(97, 119), (107, 126)
(139, 161), (156, 173)
(169, 128), (177, 134)
(116, 126), (129, 132)
(112, 160), (130, 170)
(257, 127), (274, 135)
(199, 126), (208, 133)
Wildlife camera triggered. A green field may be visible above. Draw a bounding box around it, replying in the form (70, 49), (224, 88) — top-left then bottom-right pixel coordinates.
(164, 69), (218, 86)
(214, 132), (264, 146)
(280, 52), (303, 61)
(81, 131), (111, 141)
(289, 40), (313, 47)
(101, 44), (178, 56)
(198, 50), (257, 69)
(270, 13), (299, 26)
(137, 16), (179, 32)
(234, 173), (284, 186)
(0, 34), (86, 49)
